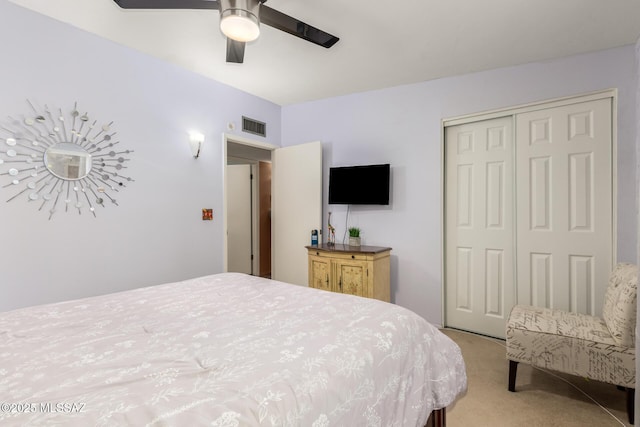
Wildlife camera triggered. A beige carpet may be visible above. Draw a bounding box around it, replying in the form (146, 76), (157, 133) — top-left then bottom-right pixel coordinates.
(442, 328), (631, 427)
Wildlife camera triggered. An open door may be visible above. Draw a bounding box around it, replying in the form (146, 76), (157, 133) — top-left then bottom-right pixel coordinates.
(272, 141), (323, 285)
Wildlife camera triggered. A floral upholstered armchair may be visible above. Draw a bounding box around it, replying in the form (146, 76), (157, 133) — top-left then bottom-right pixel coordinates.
(506, 263), (637, 424)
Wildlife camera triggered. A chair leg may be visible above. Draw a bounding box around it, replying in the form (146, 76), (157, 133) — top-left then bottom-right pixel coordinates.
(627, 388), (634, 425)
(508, 360), (518, 392)
(424, 408), (446, 427)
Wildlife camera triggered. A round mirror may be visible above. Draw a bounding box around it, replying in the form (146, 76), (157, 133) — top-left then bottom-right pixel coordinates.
(44, 142), (92, 180)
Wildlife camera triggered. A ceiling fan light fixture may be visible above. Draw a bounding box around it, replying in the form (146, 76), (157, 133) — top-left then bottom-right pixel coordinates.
(219, 0), (261, 42)
(113, 0), (340, 64)
(220, 12), (260, 42)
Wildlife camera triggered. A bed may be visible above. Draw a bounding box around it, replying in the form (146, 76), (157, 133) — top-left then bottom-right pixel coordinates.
(0, 273), (467, 426)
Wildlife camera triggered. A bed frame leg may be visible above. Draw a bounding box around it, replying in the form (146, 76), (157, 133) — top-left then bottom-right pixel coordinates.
(425, 408), (446, 427)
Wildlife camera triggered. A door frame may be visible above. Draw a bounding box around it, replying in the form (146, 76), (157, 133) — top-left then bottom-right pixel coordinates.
(440, 89), (618, 327)
(222, 133), (277, 273)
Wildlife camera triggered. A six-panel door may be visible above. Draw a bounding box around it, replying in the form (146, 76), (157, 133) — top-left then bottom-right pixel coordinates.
(445, 96), (613, 339)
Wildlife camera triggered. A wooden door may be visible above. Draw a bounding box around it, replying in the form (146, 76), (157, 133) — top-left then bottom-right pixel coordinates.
(308, 254), (332, 292)
(335, 259), (368, 297)
(445, 116), (515, 338)
(515, 98), (612, 316)
(259, 161), (272, 278)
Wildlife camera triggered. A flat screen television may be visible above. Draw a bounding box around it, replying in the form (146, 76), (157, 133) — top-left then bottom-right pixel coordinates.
(328, 164), (390, 205)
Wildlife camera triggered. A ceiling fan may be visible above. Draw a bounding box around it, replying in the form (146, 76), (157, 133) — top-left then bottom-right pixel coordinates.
(112, 0), (339, 64)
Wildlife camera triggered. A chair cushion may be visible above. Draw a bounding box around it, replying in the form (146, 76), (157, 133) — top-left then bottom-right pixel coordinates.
(506, 304), (635, 387)
(602, 263), (638, 347)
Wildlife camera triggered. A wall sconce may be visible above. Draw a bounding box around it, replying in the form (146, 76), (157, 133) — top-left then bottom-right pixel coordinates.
(189, 132), (205, 159)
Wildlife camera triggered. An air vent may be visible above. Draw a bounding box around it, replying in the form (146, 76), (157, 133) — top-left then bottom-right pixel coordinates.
(242, 116), (266, 137)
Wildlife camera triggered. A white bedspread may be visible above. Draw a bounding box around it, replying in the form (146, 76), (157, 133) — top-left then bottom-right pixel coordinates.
(0, 273), (466, 426)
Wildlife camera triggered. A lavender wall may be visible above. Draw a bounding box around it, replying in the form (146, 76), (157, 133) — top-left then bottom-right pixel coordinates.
(282, 46), (637, 325)
(0, 1), (280, 312)
(2, 0), (637, 327)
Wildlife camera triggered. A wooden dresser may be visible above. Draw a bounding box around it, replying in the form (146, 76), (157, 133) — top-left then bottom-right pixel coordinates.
(305, 244), (391, 302)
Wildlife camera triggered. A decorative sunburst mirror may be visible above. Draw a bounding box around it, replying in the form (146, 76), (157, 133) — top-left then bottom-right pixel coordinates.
(0, 100), (133, 219)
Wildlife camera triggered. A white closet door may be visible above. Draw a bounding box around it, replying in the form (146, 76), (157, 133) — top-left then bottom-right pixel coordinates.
(516, 98), (612, 316)
(445, 117), (515, 338)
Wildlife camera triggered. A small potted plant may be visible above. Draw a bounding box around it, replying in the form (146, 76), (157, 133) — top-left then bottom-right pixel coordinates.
(348, 227), (361, 247)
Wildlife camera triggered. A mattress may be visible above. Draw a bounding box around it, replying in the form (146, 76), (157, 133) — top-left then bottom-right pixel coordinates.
(0, 273), (466, 426)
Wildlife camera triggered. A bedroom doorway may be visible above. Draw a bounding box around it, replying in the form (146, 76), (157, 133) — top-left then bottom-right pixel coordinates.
(227, 162), (262, 276)
(226, 142), (271, 277)
(223, 135), (322, 286)
(443, 91), (615, 339)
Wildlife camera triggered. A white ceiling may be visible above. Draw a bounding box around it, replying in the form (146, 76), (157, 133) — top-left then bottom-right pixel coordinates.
(9, 0), (640, 106)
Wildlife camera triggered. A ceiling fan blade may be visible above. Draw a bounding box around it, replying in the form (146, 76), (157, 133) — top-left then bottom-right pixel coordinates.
(259, 5), (339, 48)
(226, 38), (246, 63)
(113, 0), (219, 9)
